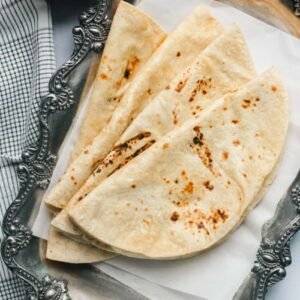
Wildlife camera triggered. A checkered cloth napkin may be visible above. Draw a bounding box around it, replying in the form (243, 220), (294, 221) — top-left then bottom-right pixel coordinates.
(0, 0), (56, 298)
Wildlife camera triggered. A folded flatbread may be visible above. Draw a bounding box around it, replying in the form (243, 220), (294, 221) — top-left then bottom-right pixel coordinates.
(45, 1), (167, 262)
(52, 24), (256, 241)
(46, 227), (114, 263)
(72, 1), (167, 159)
(69, 69), (288, 259)
(45, 5), (223, 212)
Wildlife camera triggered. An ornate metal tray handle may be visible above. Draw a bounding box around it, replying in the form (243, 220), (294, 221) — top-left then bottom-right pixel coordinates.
(1, 1), (112, 299)
(234, 173), (300, 300)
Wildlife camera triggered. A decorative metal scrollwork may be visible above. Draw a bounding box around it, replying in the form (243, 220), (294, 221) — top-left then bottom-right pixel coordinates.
(294, 0), (300, 17)
(251, 185), (300, 300)
(0, 1), (112, 299)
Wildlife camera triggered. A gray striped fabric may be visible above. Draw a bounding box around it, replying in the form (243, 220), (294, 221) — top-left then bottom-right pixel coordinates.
(0, 0), (56, 298)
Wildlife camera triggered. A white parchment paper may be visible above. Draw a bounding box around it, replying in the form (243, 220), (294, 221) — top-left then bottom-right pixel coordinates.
(33, 0), (300, 299)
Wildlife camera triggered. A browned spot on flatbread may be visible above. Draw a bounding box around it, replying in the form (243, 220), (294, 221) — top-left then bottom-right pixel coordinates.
(208, 209), (229, 229)
(223, 151), (229, 160)
(181, 170), (187, 178)
(193, 135), (203, 146)
(233, 140), (240, 146)
(91, 132), (152, 171)
(190, 127), (219, 177)
(214, 209), (228, 222)
(163, 178), (171, 184)
(99, 73), (109, 80)
(188, 78), (212, 102)
(137, 132), (151, 139)
(172, 199), (189, 208)
(114, 80), (122, 89)
(107, 139), (155, 177)
(124, 56), (140, 79)
(163, 143), (169, 149)
(189, 88), (197, 102)
(170, 211), (180, 222)
(197, 221), (210, 235)
(175, 77), (188, 93)
(232, 120), (239, 125)
(115, 56), (140, 88)
(271, 86), (277, 92)
(176, 51), (181, 57)
(191, 105), (202, 114)
(184, 182), (194, 194)
(123, 69), (130, 79)
(183, 208), (229, 234)
(172, 109), (178, 125)
(107, 95), (123, 103)
(242, 99), (251, 109)
(203, 180), (214, 191)
(193, 127), (205, 145)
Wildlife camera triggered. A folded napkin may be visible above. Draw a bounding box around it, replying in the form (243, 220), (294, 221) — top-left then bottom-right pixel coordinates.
(0, 0), (55, 298)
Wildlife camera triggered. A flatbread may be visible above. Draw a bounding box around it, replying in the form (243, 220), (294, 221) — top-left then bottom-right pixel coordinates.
(45, 5), (224, 211)
(72, 1), (167, 159)
(45, 1), (168, 258)
(69, 69), (288, 259)
(46, 227), (114, 263)
(44, 2), (167, 212)
(52, 24), (256, 240)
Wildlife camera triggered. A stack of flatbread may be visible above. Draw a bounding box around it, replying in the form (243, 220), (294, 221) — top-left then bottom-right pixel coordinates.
(45, 1), (288, 263)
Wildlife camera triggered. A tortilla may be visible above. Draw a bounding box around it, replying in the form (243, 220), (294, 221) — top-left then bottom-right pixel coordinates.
(46, 227), (114, 263)
(52, 24), (256, 240)
(45, 2), (167, 259)
(45, 5), (224, 211)
(72, 1), (167, 159)
(69, 69), (288, 259)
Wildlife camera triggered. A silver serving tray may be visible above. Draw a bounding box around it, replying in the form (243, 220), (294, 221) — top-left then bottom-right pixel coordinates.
(1, 0), (300, 299)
